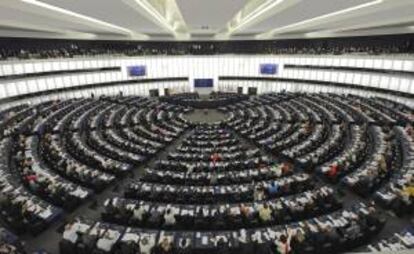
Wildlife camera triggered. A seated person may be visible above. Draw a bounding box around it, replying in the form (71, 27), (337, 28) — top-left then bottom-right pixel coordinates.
(324, 225), (340, 242)
(267, 182), (279, 196)
(289, 229), (306, 254)
(210, 153), (221, 166)
(275, 229), (293, 254)
(177, 238), (191, 254)
(253, 186), (265, 201)
(139, 236), (156, 254)
(258, 204), (272, 222)
(0, 241), (17, 254)
(96, 231), (115, 252)
(378, 154), (388, 177)
(269, 164), (283, 177)
(163, 209), (176, 226)
(78, 227), (104, 252)
(401, 185), (414, 198)
(345, 220), (361, 240)
(239, 204), (252, 219)
(327, 162), (339, 180)
(210, 173), (218, 185)
(132, 205), (147, 223)
(62, 222), (78, 244)
(154, 237), (175, 254)
(281, 162), (292, 175)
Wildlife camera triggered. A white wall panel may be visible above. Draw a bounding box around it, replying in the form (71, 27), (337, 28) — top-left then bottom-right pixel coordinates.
(46, 78), (55, 91)
(16, 81), (27, 95)
(403, 61), (413, 71)
(2, 65), (13, 76)
(24, 63), (34, 73)
(400, 78), (410, 93)
(5, 82), (18, 97)
(0, 86), (6, 99)
(394, 60), (403, 71)
(33, 63), (43, 73)
(373, 60), (382, 69)
(84, 60), (91, 69)
(411, 80), (414, 94)
(338, 72), (346, 83)
(361, 74), (370, 87)
(61, 61), (69, 70)
(76, 61), (84, 69)
(389, 77), (400, 91)
(69, 61), (76, 70)
(51, 62), (59, 72)
(383, 60), (392, 70)
(14, 64), (24, 75)
(86, 74), (94, 84)
(0, 55), (413, 106)
(27, 80), (37, 93)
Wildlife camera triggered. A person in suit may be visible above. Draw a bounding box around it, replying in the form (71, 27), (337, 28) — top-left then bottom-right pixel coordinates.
(289, 229), (306, 254)
(119, 240), (138, 254)
(154, 237), (175, 254)
(254, 186), (265, 201)
(214, 237), (230, 254)
(345, 220), (361, 240)
(275, 230), (292, 254)
(163, 209), (176, 227)
(79, 228), (99, 252)
(62, 223), (78, 244)
(259, 204), (272, 223)
(0, 241), (17, 254)
(267, 182), (279, 197)
(327, 162), (339, 181)
(177, 238), (191, 254)
(325, 225), (339, 243)
(132, 205), (147, 225)
(0, 192), (10, 209)
(210, 173), (218, 185)
(139, 236), (155, 254)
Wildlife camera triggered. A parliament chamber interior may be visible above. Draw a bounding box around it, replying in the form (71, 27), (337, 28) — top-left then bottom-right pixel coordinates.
(0, 1), (414, 254)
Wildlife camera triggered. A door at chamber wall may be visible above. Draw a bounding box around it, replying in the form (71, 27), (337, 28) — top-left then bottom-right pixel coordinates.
(248, 87), (257, 95)
(149, 89), (159, 97)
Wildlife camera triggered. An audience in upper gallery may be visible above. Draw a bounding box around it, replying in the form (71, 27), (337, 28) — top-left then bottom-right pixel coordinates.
(0, 35), (413, 60)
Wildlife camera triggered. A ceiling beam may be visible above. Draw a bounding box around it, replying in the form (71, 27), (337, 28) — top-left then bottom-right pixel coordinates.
(0, 0), (149, 39)
(304, 14), (414, 38)
(304, 27), (414, 39)
(215, 0), (302, 39)
(122, 0), (190, 40)
(256, 0), (390, 39)
(0, 19), (97, 39)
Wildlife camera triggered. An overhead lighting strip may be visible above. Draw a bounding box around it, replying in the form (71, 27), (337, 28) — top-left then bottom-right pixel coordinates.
(20, 0), (148, 39)
(257, 0), (383, 39)
(215, 0), (288, 39)
(230, 0), (285, 33)
(127, 0), (190, 39)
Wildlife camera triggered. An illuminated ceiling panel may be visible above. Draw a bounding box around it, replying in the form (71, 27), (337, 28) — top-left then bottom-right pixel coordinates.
(247, 0), (373, 33)
(257, 0), (383, 39)
(177, 0), (247, 33)
(42, 0), (161, 34)
(0, 0), (412, 40)
(122, 0), (190, 39)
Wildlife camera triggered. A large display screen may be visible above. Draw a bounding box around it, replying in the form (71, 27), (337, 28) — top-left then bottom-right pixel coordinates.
(194, 78), (213, 88)
(260, 64), (278, 75)
(128, 66), (146, 76)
